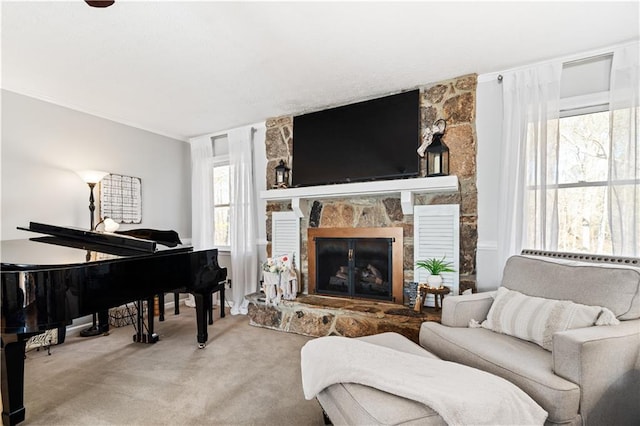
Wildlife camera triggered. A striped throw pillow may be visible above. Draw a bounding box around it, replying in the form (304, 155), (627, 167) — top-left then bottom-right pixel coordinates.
(481, 287), (605, 351)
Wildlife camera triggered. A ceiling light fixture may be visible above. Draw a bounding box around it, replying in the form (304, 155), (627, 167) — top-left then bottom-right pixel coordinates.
(85, 1), (115, 8)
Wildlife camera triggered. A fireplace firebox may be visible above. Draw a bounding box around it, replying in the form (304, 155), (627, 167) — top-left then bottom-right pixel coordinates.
(308, 227), (404, 303)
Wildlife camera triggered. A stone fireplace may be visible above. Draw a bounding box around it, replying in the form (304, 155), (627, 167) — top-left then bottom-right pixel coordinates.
(263, 73), (479, 298)
(308, 227), (404, 303)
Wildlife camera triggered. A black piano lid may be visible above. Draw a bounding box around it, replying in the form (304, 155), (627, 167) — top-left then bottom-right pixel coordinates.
(0, 238), (192, 272)
(20, 222), (157, 253)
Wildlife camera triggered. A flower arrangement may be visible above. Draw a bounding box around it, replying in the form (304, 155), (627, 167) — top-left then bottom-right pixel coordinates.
(261, 254), (298, 305)
(262, 255), (290, 274)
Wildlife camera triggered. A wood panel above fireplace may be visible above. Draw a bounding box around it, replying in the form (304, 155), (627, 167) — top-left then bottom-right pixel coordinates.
(308, 227), (404, 304)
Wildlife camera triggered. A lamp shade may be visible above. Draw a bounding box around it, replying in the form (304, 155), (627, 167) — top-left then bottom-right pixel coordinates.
(103, 218), (120, 233)
(76, 170), (109, 184)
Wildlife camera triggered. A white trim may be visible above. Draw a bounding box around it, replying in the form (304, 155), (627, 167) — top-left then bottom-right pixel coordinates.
(260, 175), (459, 217)
(559, 91), (609, 114)
(212, 155), (229, 167)
(291, 197), (303, 218)
(400, 191), (414, 215)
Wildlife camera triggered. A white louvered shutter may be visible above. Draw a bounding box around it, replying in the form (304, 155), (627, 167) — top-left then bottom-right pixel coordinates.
(271, 212), (301, 269)
(414, 204), (460, 306)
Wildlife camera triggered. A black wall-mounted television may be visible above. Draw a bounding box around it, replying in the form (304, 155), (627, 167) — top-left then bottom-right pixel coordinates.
(291, 89), (420, 187)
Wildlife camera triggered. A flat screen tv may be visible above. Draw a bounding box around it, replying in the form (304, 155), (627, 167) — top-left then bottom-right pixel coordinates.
(291, 89), (420, 187)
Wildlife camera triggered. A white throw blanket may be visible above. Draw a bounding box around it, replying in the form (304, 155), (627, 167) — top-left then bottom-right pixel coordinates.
(301, 336), (547, 426)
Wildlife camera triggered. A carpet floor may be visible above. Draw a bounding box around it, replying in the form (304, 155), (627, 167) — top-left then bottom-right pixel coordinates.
(20, 306), (325, 425)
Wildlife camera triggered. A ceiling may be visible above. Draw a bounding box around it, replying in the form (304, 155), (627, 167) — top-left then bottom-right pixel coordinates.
(2, 1), (638, 142)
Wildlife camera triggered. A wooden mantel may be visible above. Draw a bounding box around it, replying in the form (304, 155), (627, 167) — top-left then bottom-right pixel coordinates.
(259, 175), (459, 217)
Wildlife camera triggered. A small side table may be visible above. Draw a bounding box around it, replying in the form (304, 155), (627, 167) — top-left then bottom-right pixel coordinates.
(416, 285), (451, 312)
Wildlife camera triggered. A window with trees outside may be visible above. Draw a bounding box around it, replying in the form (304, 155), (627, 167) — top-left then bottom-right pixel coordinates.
(213, 163), (230, 247)
(528, 53), (638, 256)
(212, 135), (230, 249)
(555, 107), (612, 253)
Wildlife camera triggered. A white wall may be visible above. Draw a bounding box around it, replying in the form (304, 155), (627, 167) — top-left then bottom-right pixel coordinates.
(1, 90), (191, 240)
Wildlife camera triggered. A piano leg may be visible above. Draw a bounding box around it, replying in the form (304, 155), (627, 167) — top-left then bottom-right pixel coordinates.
(97, 310), (109, 334)
(193, 293), (208, 348)
(158, 293), (165, 321)
(208, 292), (214, 325)
(174, 292), (180, 315)
(1, 336), (28, 426)
(146, 297), (159, 343)
(206, 282), (227, 325)
(219, 286), (226, 318)
(132, 299), (159, 344)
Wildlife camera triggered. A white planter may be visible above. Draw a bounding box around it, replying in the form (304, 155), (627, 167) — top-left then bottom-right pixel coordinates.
(427, 274), (443, 288)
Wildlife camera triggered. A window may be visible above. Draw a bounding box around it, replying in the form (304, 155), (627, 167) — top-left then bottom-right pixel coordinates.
(537, 52), (638, 256)
(555, 108), (612, 253)
(212, 135), (230, 248)
(499, 45), (638, 263)
(213, 163), (230, 247)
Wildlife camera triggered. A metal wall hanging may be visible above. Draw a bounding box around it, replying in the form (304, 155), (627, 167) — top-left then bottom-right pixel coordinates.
(100, 173), (142, 224)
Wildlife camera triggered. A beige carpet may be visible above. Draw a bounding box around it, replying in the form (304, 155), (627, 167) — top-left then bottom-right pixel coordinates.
(21, 306), (325, 425)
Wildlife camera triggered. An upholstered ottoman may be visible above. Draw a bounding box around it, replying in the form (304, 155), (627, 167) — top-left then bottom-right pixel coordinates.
(304, 331), (547, 425)
(315, 332), (447, 426)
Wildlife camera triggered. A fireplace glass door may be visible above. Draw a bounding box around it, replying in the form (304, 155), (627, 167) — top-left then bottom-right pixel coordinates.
(315, 237), (393, 301)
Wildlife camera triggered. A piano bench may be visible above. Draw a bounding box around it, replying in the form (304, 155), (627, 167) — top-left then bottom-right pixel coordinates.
(158, 282), (226, 324)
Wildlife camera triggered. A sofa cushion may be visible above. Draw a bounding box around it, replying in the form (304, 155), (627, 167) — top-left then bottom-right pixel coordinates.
(317, 383), (446, 426)
(420, 322), (581, 424)
(503, 255), (640, 320)
(481, 287), (615, 350)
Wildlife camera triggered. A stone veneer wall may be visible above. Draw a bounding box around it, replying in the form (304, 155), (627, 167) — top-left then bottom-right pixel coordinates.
(265, 74), (478, 296)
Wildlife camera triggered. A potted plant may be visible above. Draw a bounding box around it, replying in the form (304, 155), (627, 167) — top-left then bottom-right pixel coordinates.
(416, 256), (455, 288)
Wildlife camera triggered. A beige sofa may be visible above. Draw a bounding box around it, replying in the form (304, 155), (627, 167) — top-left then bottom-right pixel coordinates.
(317, 252), (640, 425)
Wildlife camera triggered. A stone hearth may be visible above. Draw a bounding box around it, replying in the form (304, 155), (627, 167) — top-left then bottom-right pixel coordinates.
(246, 293), (441, 343)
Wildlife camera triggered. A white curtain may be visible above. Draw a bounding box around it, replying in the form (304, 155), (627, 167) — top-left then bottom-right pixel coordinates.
(187, 136), (214, 308)
(608, 44), (639, 256)
(190, 136), (215, 251)
(496, 63), (562, 269)
(228, 126), (258, 315)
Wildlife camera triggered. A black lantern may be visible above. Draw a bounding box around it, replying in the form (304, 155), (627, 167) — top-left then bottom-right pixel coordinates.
(275, 160), (290, 188)
(426, 119), (449, 177)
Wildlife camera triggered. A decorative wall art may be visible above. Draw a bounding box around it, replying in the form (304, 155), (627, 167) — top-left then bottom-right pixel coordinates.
(100, 173), (142, 224)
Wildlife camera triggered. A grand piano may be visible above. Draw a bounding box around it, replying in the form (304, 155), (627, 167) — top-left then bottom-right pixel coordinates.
(0, 223), (227, 426)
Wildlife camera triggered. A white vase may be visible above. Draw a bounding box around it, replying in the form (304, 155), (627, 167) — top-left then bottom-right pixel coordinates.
(427, 274), (443, 288)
